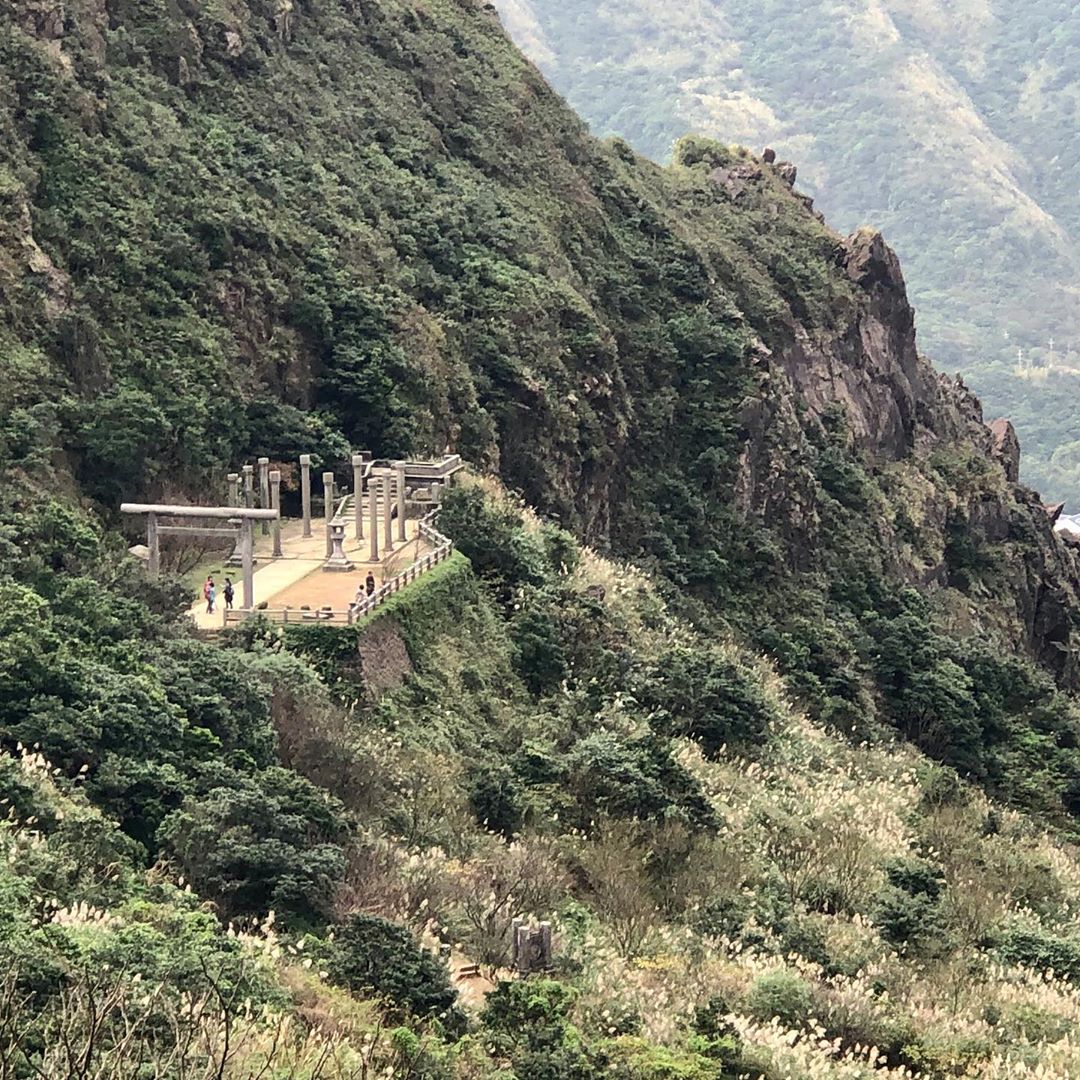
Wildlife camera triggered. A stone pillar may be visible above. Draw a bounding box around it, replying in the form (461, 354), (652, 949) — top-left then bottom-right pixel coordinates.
(146, 512), (159, 579)
(539, 921), (553, 968)
(431, 481), (442, 504)
(369, 469), (380, 562)
(242, 464), (255, 511)
(226, 472), (243, 566)
(352, 454), (365, 540)
(241, 518), (255, 610)
(395, 461), (407, 542)
(323, 471), (335, 558)
(258, 457), (270, 535)
(514, 922), (530, 974)
(299, 454), (312, 538)
(270, 469), (283, 558)
(382, 470), (393, 552)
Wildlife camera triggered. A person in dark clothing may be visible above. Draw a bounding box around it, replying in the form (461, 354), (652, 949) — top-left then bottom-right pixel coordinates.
(223, 578), (235, 610)
(365, 572), (376, 596)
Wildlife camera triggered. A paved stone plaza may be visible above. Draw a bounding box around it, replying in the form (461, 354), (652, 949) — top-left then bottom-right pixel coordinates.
(185, 513), (429, 631)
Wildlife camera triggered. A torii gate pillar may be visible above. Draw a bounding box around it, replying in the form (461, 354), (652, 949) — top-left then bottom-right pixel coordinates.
(121, 503), (277, 615)
(146, 512), (159, 579)
(241, 518), (255, 608)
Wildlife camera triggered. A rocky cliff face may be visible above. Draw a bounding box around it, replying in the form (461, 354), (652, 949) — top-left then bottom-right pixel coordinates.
(713, 163), (1080, 686)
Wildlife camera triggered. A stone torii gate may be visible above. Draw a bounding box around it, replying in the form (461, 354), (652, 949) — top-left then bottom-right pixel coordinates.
(121, 504), (278, 610)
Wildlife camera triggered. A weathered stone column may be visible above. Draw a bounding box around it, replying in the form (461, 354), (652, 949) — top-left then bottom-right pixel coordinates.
(369, 469), (380, 562)
(241, 518), (255, 610)
(352, 454), (365, 540)
(258, 457), (270, 535)
(226, 472), (243, 566)
(242, 464), (255, 510)
(323, 471), (335, 558)
(395, 461), (407, 542)
(514, 922), (530, 974)
(146, 512), (159, 579)
(382, 469), (394, 552)
(430, 481), (442, 504)
(269, 469), (283, 558)
(299, 454), (312, 538)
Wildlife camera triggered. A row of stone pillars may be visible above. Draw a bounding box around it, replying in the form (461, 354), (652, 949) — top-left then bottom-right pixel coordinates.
(226, 453), (426, 569)
(296, 455), (409, 566)
(226, 459), (282, 565)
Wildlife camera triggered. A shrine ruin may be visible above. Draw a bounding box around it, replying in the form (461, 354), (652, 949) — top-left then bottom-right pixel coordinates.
(123, 453), (464, 630)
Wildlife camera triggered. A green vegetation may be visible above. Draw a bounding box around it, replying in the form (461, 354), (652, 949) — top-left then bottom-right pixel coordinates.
(7, 0), (1080, 1073)
(495, 0), (1080, 504)
(7, 483), (1080, 1076)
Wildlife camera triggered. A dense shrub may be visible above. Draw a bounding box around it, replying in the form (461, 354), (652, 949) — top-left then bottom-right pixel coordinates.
(157, 766), (347, 924)
(329, 915), (461, 1027)
(869, 591), (984, 777)
(998, 926), (1080, 981)
(871, 858), (947, 954)
(564, 732), (714, 830)
(637, 645), (777, 756)
(438, 488), (545, 598)
(482, 979), (597, 1079)
(468, 764), (525, 838)
(512, 602), (569, 696)
(744, 971), (813, 1028)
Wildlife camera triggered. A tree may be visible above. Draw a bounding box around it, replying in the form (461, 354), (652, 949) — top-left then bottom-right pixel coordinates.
(328, 914), (460, 1027)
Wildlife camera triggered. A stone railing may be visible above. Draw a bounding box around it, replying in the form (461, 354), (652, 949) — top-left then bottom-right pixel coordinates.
(331, 489), (353, 526)
(223, 606), (354, 627)
(346, 508), (453, 623)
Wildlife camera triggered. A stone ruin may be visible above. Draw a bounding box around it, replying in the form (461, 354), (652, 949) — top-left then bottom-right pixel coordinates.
(512, 918), (553, 975)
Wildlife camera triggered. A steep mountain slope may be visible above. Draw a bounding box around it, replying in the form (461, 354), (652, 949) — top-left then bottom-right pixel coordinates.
(12, 485), (1080, 1077)
(492, 0), (1080, 505)
(7, 0), (1080, 794)
(10, 0), (1080, 1073)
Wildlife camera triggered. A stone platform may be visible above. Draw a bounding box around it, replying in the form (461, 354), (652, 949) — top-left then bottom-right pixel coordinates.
(186, 514), (427, 631)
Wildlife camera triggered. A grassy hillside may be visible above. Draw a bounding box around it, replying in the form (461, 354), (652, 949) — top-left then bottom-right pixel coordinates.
(493, 0), (1080, 505)
(10, 480), (1080, 1078)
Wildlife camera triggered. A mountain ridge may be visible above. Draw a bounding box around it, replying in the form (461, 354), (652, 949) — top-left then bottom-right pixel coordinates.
(492, 0), (1080, 504)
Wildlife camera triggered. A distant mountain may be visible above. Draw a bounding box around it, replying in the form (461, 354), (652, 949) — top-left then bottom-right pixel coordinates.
(494, 0), (1080, 505)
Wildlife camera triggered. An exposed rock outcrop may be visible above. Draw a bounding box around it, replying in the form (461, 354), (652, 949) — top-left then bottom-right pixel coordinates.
(776, 161), (797, 187)
(766, 227), (924, 463)
(989, 418), (1021, 482)
(731, 203), (1080, 685)
(710, 162), (763, 198)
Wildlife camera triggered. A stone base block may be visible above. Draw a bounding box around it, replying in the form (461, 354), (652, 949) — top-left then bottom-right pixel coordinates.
(323, 560), (355, 573)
